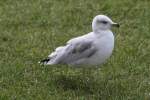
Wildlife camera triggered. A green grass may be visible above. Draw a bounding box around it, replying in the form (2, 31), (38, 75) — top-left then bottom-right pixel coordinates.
(0, 0), (150, 99)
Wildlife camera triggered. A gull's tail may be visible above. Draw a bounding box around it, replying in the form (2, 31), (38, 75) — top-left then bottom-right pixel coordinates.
(39, 58), (51, 65)
(39, 46), (65, 65)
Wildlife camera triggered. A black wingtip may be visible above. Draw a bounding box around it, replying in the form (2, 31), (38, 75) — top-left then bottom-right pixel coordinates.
(39, 58), (50, 65)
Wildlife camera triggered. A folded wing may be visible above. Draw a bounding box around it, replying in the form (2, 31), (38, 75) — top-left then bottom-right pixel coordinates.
(43, 39), (97, 65)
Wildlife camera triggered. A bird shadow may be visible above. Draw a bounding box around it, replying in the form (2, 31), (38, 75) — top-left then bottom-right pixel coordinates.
(54, 69), (101, 95)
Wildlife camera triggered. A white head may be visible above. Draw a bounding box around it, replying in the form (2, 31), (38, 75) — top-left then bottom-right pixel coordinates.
(92, 15), (119, 32)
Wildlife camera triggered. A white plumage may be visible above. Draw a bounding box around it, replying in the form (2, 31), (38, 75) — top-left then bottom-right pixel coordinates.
(40, 15), (119, 66)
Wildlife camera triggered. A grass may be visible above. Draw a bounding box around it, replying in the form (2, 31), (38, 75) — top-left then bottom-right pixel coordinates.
(0, 0), (150, 99)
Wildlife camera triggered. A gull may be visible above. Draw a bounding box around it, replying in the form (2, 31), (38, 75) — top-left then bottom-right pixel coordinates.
(39, 15), (119, 66)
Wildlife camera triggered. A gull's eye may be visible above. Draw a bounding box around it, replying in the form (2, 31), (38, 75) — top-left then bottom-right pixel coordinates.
(98, 20), (108, 24)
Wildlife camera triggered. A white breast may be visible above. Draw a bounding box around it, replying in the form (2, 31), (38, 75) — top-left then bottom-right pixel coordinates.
(85, 31), (114, 65)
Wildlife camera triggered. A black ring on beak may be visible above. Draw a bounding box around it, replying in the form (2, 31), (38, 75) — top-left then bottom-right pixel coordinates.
(112, 23), (120, 28)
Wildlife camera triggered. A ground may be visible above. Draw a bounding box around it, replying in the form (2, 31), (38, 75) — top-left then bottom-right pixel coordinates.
(0, 0), (150, 100)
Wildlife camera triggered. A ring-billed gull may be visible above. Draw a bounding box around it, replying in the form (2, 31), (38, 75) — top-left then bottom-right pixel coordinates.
(39, 15), (119, 65)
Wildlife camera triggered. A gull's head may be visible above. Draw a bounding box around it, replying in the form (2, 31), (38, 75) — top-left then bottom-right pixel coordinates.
(92, 15), (119, 32)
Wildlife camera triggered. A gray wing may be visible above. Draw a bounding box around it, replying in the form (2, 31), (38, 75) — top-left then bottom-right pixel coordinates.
(51, 40), (97, 64)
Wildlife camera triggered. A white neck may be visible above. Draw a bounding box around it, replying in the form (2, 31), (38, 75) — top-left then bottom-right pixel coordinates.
(93, 29), (111, 34)
(92, 30), (113, 40)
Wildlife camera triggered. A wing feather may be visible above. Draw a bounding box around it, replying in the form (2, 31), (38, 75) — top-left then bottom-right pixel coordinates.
(50, 40), (97, 64)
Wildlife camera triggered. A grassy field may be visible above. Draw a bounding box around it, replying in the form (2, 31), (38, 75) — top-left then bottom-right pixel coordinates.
(0, 0), (150, 99)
